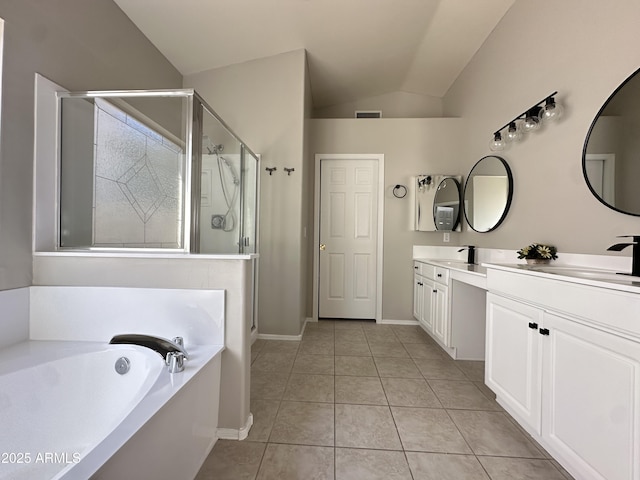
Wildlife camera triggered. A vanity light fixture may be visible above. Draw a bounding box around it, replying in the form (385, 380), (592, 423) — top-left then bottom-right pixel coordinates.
(489, 91), (561, 151)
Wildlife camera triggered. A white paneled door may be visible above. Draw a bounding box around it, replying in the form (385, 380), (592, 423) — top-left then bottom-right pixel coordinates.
(319, 159), (378, 319)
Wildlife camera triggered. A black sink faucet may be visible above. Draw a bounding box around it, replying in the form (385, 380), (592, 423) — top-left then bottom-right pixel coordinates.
(607, 235), (640, 277)
(457, 245), (476, 265)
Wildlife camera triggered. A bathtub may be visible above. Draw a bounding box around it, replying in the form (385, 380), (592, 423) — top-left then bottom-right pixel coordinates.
(0, 340), (223, 480)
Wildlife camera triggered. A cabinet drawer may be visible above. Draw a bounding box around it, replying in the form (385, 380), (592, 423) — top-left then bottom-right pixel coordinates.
(434, 267), (449, 284)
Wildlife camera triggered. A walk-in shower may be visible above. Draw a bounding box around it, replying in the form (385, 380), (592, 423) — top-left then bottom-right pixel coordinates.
(54, 89), (258, 254)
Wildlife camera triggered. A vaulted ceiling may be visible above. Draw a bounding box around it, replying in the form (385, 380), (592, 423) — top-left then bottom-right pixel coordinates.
(114, 0), (514, 108)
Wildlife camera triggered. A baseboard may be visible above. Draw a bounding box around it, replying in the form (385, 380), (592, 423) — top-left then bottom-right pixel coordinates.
(216, 413), (253, 441)
(256, 318), (312, 342)
(379, 318), (419, 325)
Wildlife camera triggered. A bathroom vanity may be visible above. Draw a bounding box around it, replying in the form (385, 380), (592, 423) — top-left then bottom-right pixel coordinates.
(484, 263), (640, 480)
(413, 258), (487, 360)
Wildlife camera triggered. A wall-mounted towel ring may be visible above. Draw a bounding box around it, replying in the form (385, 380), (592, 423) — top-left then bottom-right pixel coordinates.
(266, 167), (277, 176)
(393, 184), (407, 198)
(284, 167), (295, 176)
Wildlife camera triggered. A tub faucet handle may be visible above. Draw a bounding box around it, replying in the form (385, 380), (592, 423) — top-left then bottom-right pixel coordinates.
(166, 351), (185, 373)
(173, 336), (184, 347)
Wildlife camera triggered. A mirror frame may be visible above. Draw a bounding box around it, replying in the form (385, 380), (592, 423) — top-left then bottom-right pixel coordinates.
(582, 66), (640, 217)
(433, 177), (462, 231)
(463, 155), (514, 233)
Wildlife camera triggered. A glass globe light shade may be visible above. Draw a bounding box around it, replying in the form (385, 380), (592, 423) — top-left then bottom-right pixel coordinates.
(505, 122), (522, 142)
(540, 97), (563, 123)
(522, 108), (541, 132)
(489, 132), (506, 151)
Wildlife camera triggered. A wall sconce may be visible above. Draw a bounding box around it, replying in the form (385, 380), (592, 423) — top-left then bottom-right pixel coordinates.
(489, 91), (563, 151)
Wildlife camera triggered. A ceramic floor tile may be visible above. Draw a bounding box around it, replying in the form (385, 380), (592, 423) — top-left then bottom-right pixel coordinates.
(299, 339), (335, 356)
(334, 329), (367, 343)
(303, 329), (335, 342)
(292, 354), (335, 375)
(374, 357), (422, 378)
(335, 355), (378, 376)
(246, 399), (280, 442)
(381, 377), (442, 408)
(251, 351), (296, 373)
(405, 452), (489, 480)
(334, 342), (372, 356)
(391, 406), (471, 453)
(365, 331), (400, 344)
(251, 371), (289, 400)
(448, 410), (545, 458)
(335, 404), (402, 450)
(391, 326), (431, 344)
(335, 375), (387, 405)
(456, 360), (485, 382)
(334, 320), (371, 330)
(428, 380), (501, 410)
(335, 448), (413, 480)
(368, 342), (410, 358)
(270, 401), (334, 446)
(195, 440), (266, 480)
(413, 358), (467, 380)
(473, 381), (499, 403)
(404, 343), (446, 359)
(256, 443), (334, 480)
(252, 339), (268, 354)
(477, 456), (569, 480)
(306, 320), (335, 330)
(283, 373), (334, 403)
(259, 340), (300, 355)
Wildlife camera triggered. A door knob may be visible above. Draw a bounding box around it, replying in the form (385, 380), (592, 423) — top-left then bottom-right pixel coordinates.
(320, 243), (326, 251)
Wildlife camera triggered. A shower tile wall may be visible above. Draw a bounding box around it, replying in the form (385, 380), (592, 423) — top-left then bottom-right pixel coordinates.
(93, 99), (184, 248)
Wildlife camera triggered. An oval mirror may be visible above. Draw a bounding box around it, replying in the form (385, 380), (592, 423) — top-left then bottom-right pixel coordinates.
(463, 155), (513, 232)
(583, 67), (640, 216)
(433, 177), (461, 231)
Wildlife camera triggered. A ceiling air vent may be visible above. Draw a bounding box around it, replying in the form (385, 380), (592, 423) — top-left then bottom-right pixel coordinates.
(355, 110), (382, 119)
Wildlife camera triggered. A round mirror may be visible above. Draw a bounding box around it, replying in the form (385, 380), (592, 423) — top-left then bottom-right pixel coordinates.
(463, 155), (513, 232)
(433, 177), (461, 231)
(583, 67), (640, 216)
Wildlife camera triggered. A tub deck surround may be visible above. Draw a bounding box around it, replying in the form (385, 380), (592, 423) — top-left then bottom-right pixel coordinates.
(0, 341), (223, 480)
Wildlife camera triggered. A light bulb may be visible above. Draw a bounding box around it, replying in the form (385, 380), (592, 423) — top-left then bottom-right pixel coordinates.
(489, 132), (506, 151)
(540, 96), (563, 123)
(522, 107), (542, 133)
(505, 121), (522, 142)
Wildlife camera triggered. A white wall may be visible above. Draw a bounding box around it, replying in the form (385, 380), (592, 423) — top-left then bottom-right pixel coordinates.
(310, 118), (468, 321)
(444, 0), (640, 255)
(185, 50), (309, 336)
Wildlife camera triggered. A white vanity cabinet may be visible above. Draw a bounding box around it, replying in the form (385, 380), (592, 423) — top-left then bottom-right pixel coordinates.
(486, 266), (640, 480)
(413, 262), (449, 346)
(413, 260), (486, 360)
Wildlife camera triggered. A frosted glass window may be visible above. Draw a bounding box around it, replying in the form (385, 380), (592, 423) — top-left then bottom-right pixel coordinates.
(59, 96), (187, 249)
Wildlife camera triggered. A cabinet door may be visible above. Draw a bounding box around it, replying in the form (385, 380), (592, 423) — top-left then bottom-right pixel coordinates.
(542, 312), (640, 480)
(413, 274), (422, 321)
(432, 283), (449, 346)
(485, 293), (543, 434)
(421, 277), (434, 331)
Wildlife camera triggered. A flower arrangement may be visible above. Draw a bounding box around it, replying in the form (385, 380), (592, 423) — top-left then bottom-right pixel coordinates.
(517, 243), (558, 260)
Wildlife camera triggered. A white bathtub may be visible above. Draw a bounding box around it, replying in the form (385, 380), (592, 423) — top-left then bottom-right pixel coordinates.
(0, 340), (223, 480)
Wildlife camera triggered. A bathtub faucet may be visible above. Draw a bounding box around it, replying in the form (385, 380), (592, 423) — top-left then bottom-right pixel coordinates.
(109, 334), (189, 372)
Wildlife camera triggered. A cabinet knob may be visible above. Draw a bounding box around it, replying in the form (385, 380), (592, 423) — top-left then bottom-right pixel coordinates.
(539, 328), (550, 336)
(528, 322), (538, 330)
(437, 273), (442, 277)
(414, 266), (418, 270)
(433, 289), (437, 293)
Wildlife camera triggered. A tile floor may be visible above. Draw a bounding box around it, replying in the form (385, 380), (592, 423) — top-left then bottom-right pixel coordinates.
(196, 320), (574, 480)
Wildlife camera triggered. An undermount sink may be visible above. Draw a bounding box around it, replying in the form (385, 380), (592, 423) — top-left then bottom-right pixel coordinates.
(525, 265), (640, 284)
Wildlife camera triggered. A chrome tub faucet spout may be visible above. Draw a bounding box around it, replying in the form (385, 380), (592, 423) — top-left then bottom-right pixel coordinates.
(109, 334), (189, 372)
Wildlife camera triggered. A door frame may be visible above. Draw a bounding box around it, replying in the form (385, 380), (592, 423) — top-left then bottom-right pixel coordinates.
(312, 153), (384, 322)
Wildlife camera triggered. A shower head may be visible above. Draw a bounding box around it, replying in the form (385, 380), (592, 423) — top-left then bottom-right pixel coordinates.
(202, 135), (224, 155)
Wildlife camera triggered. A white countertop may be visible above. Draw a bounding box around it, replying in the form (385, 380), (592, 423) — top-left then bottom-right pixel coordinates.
(483, 262), (640, 295)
